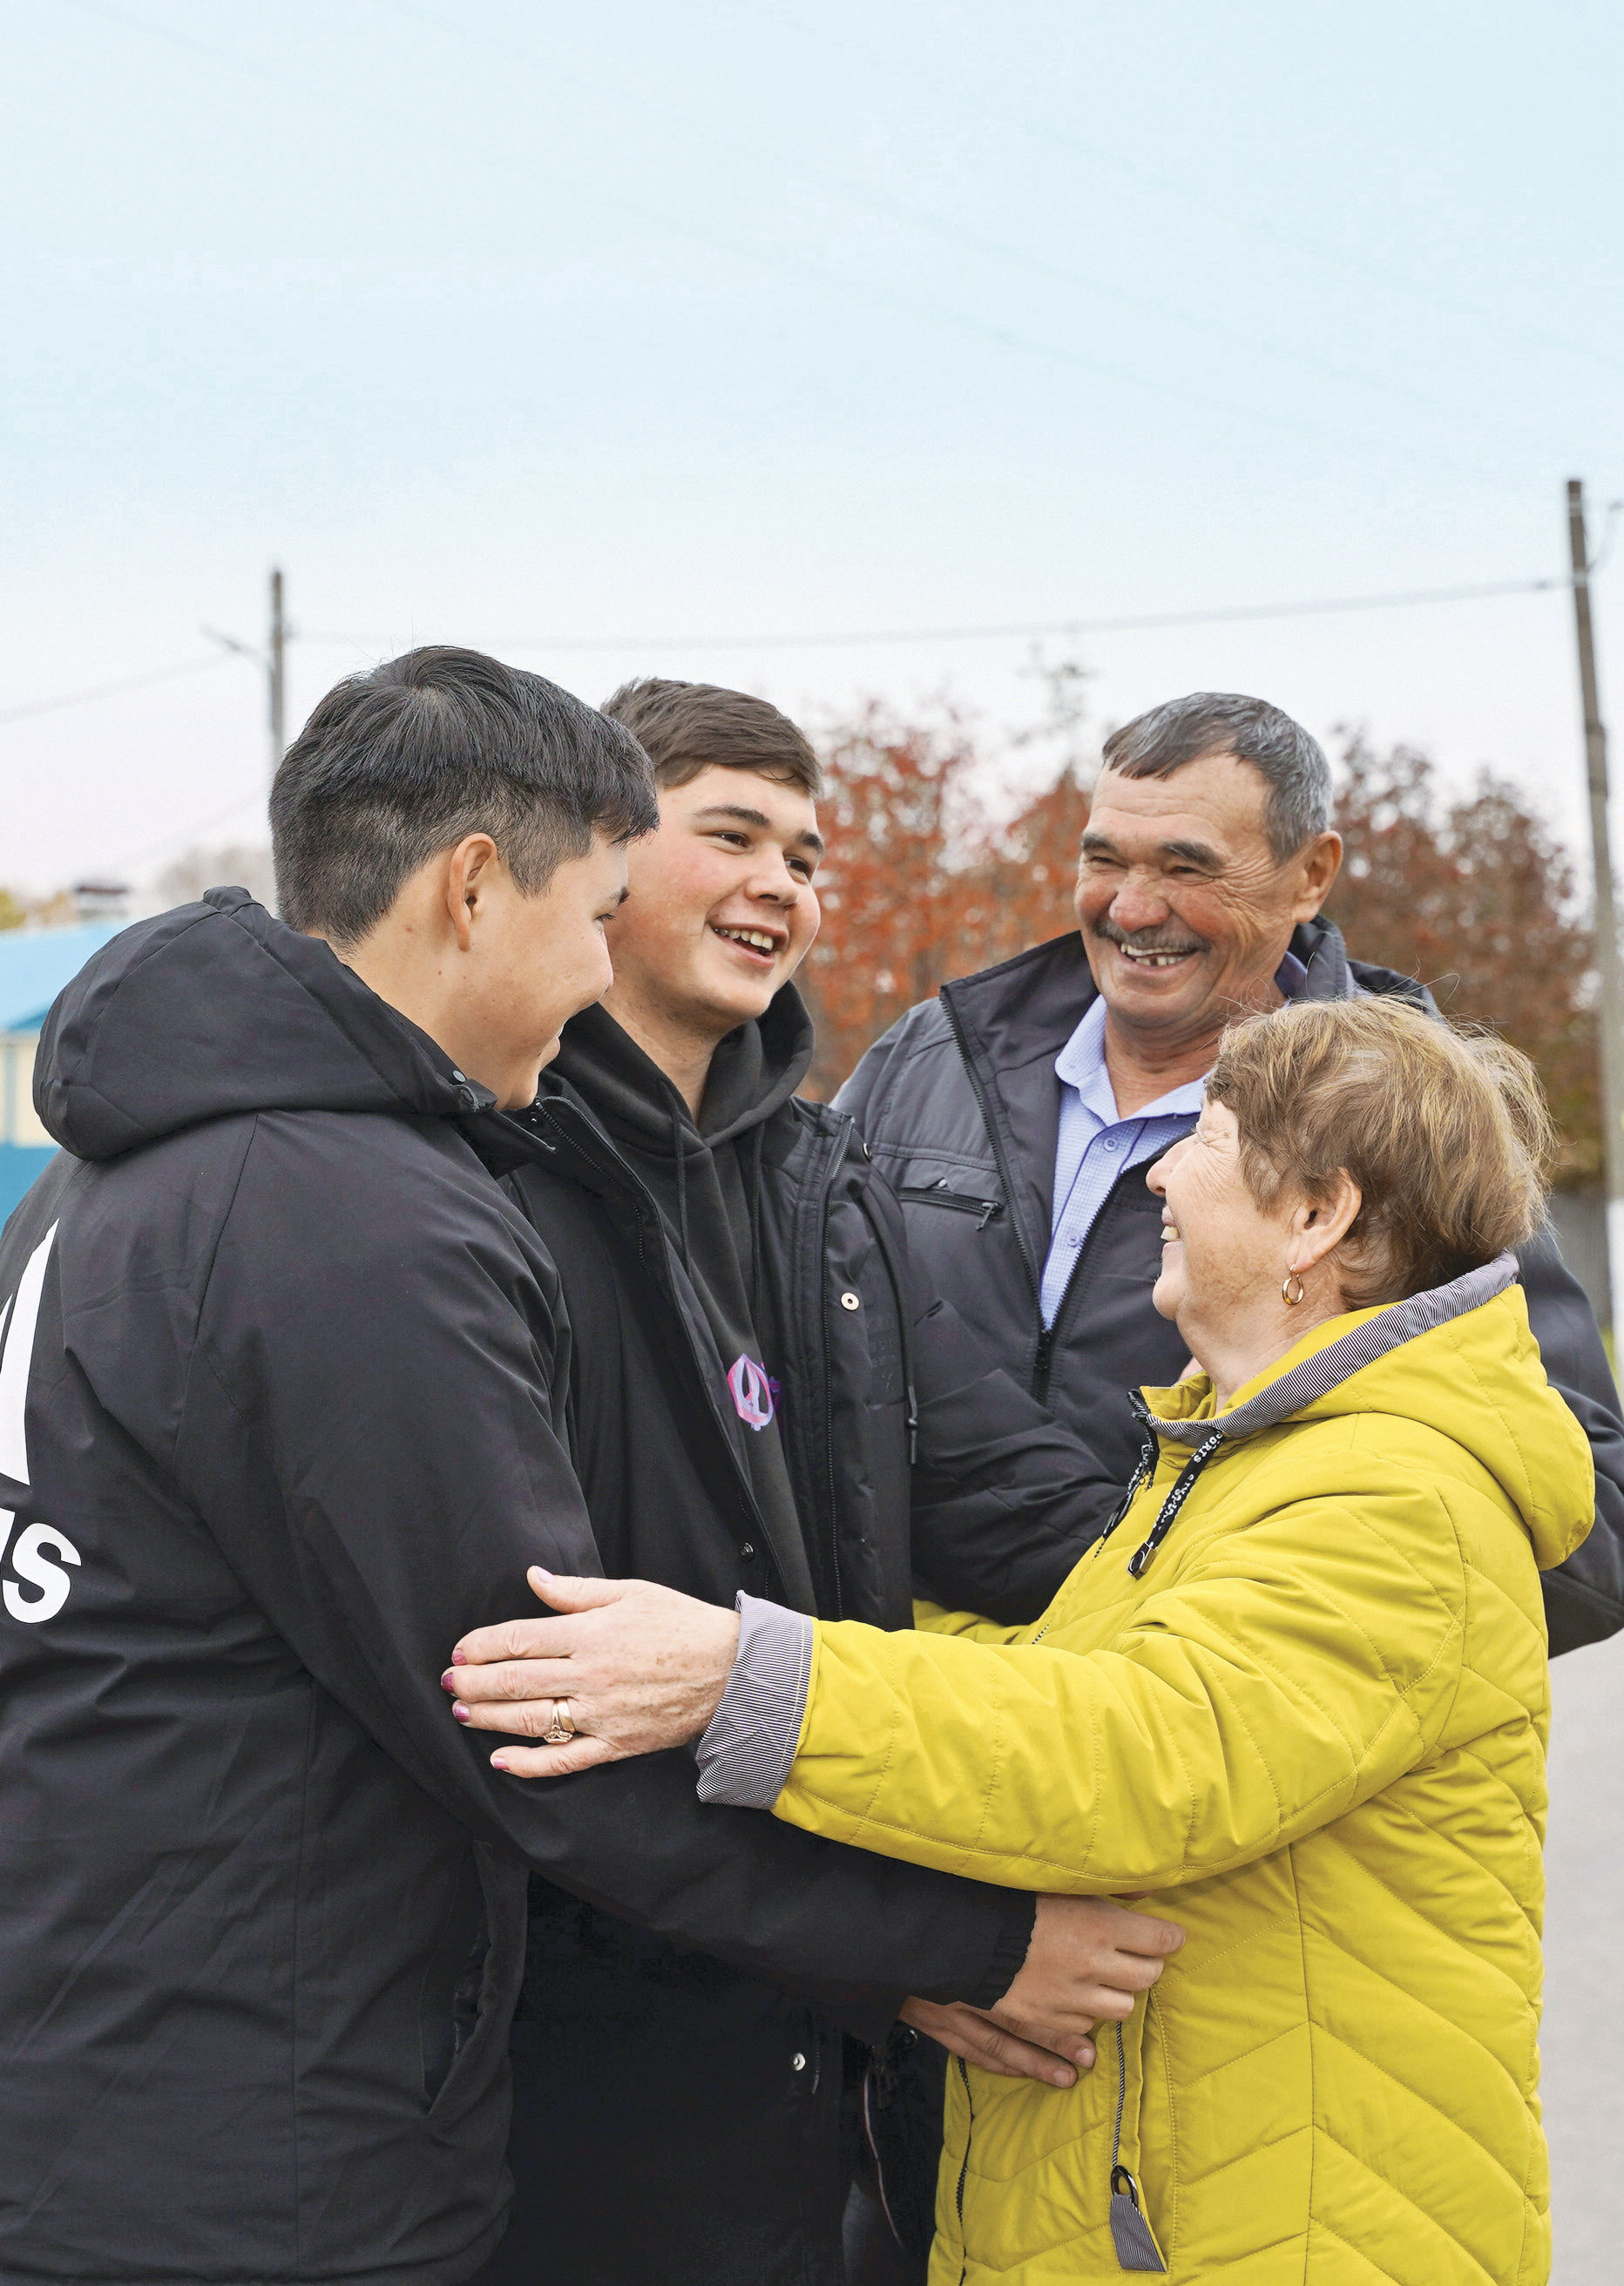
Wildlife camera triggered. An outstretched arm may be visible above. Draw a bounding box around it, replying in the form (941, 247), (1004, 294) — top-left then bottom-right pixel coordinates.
(449, 1571), (1185, 2067)
(452, 1470), (1467, 1897)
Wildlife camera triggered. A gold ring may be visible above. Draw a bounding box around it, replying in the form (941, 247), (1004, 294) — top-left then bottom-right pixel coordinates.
(542, 1699), (576, 1744)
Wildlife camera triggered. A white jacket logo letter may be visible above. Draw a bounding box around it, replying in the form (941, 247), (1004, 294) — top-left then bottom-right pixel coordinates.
(0, 1223), (79, 1624)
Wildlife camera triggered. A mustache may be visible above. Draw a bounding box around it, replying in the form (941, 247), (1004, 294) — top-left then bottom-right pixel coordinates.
(1093, 917), (1209, 957)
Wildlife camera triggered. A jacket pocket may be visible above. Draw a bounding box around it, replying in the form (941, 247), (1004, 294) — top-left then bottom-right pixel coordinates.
(897, 1180), (1005, 1229)
(423, 1848), (525, 2127)
(1107, 2001), (1169, 2272)
(417, 1848), (485, 2106)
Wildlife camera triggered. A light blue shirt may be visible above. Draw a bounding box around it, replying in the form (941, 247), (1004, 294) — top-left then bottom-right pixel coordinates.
(1040, 952), (1310, 1326)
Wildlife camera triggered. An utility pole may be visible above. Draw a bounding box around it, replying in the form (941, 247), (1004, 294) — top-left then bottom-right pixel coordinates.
(204, 566), (290, 807)
(268, 567), (287, 786)
(1568, 479), (1624, 1359)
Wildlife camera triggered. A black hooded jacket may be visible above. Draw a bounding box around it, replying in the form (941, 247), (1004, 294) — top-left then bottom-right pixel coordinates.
(0, 892), (1039, 2286)
(837, 916), (1624, 1650)
(484, 991), (1126, 2284)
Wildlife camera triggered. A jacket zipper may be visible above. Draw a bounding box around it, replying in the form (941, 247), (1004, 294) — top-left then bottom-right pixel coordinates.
(1033, 1179), (1147, 1405)
(858, 1178), (921, 1474)
(1107, 2015), (1167, 2270)
(897, 1181), (1005, 1229)
(953, 2053), (974, 2285)
(937, 982), (1195, 1408)
(937, 990), (1045, 1334)
(796, 1109), (856, 1622)
(1092, 1435), (1160, 1554)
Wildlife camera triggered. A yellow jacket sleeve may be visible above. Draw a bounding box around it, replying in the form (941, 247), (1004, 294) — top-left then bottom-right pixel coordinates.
(911, 1596), (1030, 1645)
(776, 1479), (1468, 1893)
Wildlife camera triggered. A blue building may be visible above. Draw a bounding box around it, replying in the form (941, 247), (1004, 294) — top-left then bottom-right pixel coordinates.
(0, 923), (127, 1221)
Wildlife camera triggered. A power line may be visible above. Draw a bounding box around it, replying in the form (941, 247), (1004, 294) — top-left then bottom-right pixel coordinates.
(0, 653), (232, 727)
(112, 790), (270, 875)
(3, 571), (1576, 732)
(303, 573), (1571, 659)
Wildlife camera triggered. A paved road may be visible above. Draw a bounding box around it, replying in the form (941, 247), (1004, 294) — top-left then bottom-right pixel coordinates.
(1544, 1632), (1624, 2283)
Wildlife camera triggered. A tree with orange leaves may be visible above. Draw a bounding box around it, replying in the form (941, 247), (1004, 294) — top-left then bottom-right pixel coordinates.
(798, 702), (1087, 1098)
(1323, 734), (1600, 1180)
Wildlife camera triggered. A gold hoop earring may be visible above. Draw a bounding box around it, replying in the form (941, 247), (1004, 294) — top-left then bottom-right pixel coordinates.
(1282, 1272), (1305, 1307)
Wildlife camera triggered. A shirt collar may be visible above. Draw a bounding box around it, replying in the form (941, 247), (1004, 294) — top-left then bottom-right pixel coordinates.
(1054, 996), (1206, 1126)
(1057, 947), (1310, 1124)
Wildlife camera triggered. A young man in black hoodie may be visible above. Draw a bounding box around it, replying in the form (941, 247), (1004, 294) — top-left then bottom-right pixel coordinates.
(470, 680), (1181, 2286)
(0, 650), (1165, 2286)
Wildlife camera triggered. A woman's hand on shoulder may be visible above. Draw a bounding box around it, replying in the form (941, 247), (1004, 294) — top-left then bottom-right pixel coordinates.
(443, 1568), (740, 1777)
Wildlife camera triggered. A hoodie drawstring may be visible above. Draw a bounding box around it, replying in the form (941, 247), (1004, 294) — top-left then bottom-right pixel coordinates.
(670, 1102), (692, 1271)
(747, 1124), (766, 1332)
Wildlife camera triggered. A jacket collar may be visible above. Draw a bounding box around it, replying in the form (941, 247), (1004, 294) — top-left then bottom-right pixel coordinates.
(1136, 1252), (1520, 1446)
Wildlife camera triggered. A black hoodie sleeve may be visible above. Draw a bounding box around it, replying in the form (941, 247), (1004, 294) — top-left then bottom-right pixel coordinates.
(1516, 1224), (1624, 1653)
(176, 1113), (1033, 2021)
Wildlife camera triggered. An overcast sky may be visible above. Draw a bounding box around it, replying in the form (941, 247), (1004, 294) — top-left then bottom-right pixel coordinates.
(3, 0), (1621, 896)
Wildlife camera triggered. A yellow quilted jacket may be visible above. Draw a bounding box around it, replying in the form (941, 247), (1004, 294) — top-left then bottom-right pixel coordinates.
(769, 1265), (1594, 2283)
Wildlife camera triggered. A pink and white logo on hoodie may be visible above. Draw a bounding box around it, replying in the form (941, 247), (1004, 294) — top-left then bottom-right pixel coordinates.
(727, 1354), (775, 1431)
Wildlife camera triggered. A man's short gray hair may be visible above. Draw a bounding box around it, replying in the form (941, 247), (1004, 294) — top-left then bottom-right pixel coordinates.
(1100, 693), (1332, 862)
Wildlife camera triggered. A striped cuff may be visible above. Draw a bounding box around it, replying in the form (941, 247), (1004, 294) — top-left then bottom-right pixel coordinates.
(694, 1593), (814, 1809)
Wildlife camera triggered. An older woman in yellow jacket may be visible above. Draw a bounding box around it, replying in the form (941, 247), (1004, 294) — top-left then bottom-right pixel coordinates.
(453, 998), (1594, 2286)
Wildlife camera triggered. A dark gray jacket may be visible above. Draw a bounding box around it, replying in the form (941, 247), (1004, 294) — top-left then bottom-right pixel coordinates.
(837, 916), (1624, 1652)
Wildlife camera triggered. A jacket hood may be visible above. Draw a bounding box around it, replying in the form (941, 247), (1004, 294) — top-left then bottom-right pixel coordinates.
(548, 985), (815, 1156)
(36, 888), (491, 1161)
(1140, 1260), (1594, 1570)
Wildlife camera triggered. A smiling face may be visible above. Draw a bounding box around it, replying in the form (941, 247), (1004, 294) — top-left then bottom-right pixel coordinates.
(1075, 754), (1341, 1058)
(601, 764), (822, 1048)
(1146, 1090), (1363, 1401)
(1147, 1098), (1293, 1337)
(449, 831), (631, 1106)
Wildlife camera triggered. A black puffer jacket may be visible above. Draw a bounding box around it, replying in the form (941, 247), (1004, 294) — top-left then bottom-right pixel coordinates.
(485, 992), (1116, 2285)
(837, 916), (1624, 1651)
(0, 894), (1041, 2286)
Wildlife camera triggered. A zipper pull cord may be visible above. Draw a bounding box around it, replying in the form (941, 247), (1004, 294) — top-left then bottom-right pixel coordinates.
(1126, 1429), (1226, 1578)
(1094, 1434), (1159, 1552)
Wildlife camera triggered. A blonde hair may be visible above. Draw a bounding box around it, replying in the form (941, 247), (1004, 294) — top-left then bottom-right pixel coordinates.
(1207, 998), (1556, 1309)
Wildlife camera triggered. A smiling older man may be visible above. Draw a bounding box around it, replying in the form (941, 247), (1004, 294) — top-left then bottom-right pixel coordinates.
(838, 688), (1624, 1653)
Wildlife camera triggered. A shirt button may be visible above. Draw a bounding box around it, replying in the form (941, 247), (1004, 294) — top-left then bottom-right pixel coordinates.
(740, 1542), (755, 1560)
(1103, 1138), (1119, 1151)
(791, 2052), (808, 2073)
(840, 1291), (861, 1311)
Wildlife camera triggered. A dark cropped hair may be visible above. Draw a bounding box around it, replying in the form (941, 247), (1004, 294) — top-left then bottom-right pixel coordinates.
(272, 647), (657, 945)
(601, 678), (822, 799)
(1101, 692), (1332, 861)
